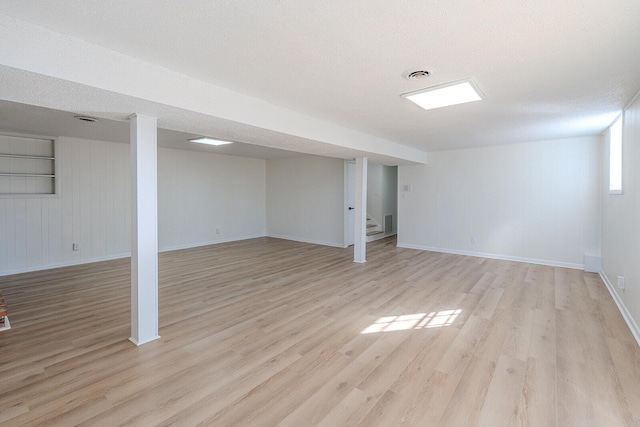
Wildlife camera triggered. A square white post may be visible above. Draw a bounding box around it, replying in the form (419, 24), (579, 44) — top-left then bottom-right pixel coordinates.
(129, 114), (160, 345)
(354, 157), (368, 263)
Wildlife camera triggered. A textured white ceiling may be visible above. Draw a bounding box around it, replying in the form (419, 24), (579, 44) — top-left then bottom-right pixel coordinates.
(1, 1), (639, 157)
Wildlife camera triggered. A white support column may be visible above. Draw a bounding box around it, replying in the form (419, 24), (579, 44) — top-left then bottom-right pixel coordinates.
(129, 114), (160, 346)
(354, 157), (368, 263)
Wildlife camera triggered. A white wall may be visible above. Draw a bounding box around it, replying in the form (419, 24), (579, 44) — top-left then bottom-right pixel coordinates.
(266, 156), (345, 247)
(0, 136), (267, 275)
(398, 136), (602, 268)
(367, 164), (397, 233)
(601, 92), (640, 342)
(158, 149), (265, 250)
(367, 163), (384, 225)
(382, 166), (398, 233)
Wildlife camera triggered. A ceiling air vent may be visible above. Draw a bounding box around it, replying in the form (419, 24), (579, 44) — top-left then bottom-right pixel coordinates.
(403, 68), (433, 81)
(74, 115), (99, 123)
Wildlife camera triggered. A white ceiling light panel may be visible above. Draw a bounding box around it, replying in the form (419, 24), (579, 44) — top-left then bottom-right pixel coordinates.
(189, 137), (234, 146)
(403, 79), (483, 111)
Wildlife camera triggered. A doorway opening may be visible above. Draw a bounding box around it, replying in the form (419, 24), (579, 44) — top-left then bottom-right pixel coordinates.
(344, 161), (397, 247)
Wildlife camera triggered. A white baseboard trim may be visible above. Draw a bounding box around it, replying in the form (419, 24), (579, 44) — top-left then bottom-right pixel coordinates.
(396, 243), (584, 270)
(0, 234), (268, 277)
(129, 335), (161, 346)
(159, 234), (266, 253)
(267, 233), (346, 248)
(0, 252), (131, 277)
(367, 231), (397, 243)
(599, 271), (640, 347)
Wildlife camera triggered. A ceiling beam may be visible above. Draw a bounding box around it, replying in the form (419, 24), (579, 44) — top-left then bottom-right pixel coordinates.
(0, 14), (427, 165)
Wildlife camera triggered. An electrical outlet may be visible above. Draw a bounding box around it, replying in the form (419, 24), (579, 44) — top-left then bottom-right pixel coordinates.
(470, 237), (476, 244)
(617, 276), (625, 290)
(72, 242), (80, 251)
(215, 228), (220, 235)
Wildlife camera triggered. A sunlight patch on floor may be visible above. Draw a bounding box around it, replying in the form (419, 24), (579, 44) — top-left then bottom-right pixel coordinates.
(361, 309), (462, 334)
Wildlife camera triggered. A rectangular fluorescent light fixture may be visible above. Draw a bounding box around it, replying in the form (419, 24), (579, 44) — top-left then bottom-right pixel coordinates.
(189, 137), (234, 146)
(403, 79), (483, 111)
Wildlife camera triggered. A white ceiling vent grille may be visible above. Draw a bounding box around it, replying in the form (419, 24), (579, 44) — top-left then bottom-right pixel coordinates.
(403, 69), (433, 81)
(74, 115), (99, 123)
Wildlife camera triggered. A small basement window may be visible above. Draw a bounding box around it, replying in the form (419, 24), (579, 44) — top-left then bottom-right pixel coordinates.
(0, 133), (57, 196)
(609, 116), (623, 195)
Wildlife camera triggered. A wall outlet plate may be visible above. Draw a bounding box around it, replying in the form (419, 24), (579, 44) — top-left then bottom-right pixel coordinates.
(617, 276), (625, 289)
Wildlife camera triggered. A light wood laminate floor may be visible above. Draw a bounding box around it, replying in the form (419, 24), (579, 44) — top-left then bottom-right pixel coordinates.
(1, 237), (639, 426)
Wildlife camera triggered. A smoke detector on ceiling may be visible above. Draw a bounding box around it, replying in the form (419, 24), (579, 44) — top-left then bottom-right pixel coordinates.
(403, 68), (434, 81)
(74, 115), (99, 123)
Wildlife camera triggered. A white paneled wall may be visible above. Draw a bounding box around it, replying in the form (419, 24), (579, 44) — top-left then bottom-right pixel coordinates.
(398, 136), (602, 268)
(0, 136), (131, 273)
(0, 136), (268, 275)
(602, 92), (640, 342)
(266, 156), (345, 247)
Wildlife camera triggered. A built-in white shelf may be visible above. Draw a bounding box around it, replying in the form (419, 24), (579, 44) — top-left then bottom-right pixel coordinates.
(0, 153), (56, 160)
(0, 173), (56, 177)
(0, 133), (57, 196)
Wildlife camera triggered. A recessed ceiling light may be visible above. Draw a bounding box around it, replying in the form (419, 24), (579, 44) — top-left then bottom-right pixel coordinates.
(403, 79), (483, 111)
(189, 137), (234, 146)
